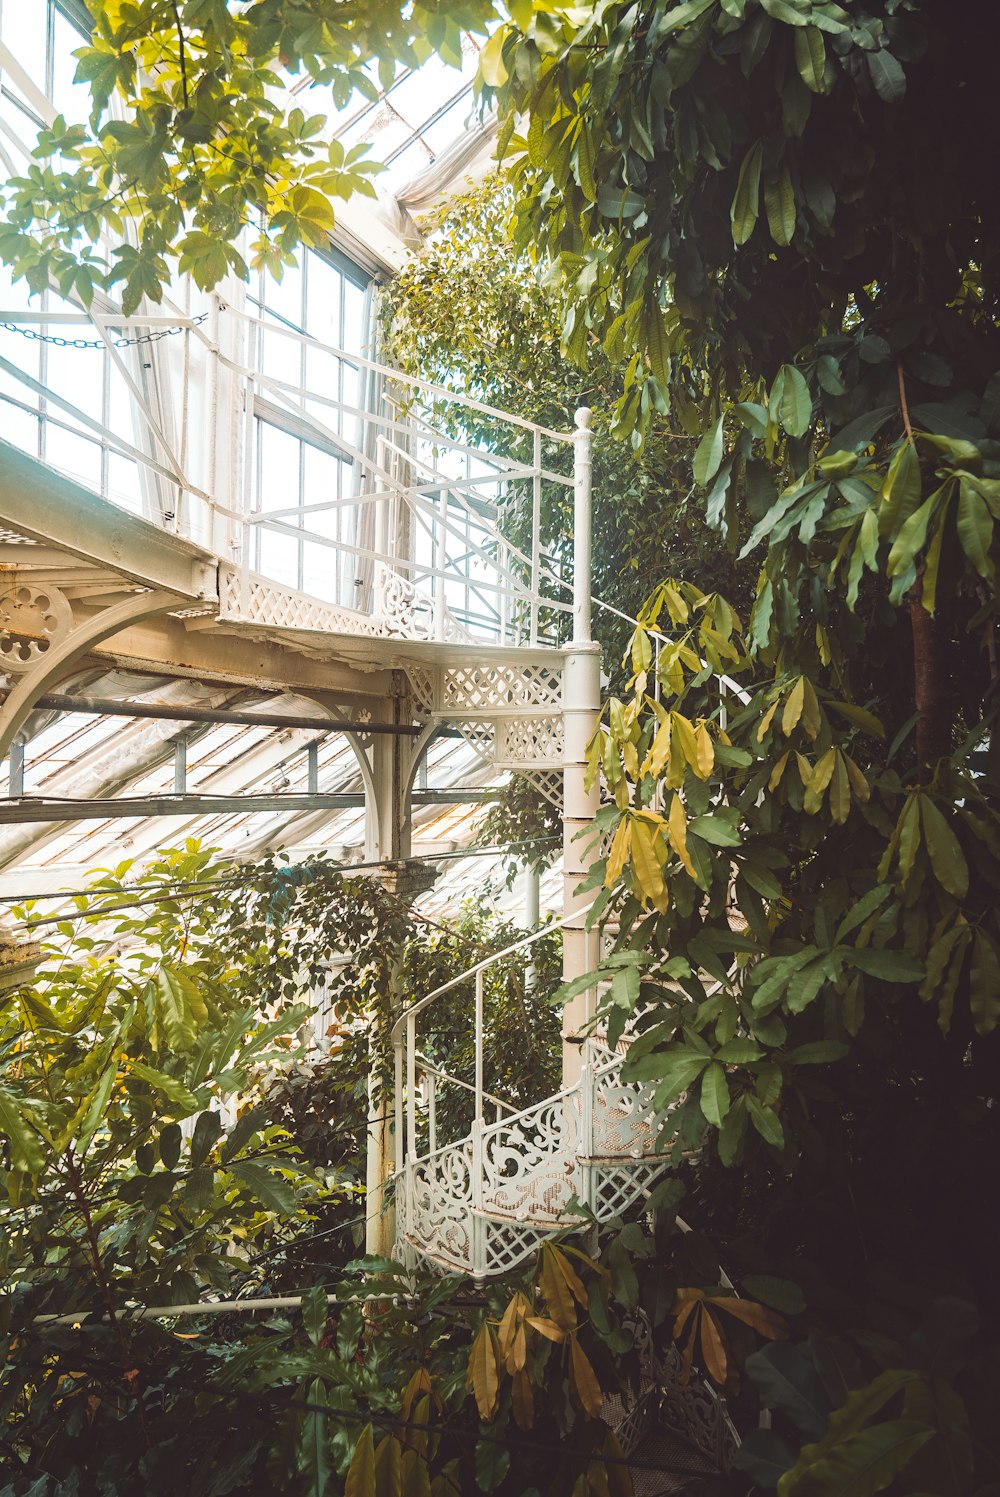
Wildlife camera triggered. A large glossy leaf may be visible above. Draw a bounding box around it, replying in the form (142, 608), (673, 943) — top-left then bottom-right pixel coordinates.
(694, 414), (725, 485)
(778, 364), (812, 437)
(778, 1419), (934, 1496)
(746, 1343), (831, 1438)
(731, 140), (763, 244)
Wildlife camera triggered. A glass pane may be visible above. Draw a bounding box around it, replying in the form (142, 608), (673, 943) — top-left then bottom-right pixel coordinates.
(253, 523), (299, 588)
(50, 11), (91, 125)
(259, 321), (303, 391)
(302, 538), (339, 600)
(302, 444), (341, 510)
(107, 453), (143, 513)
(305, 253), (343, 348)
(107, 361), (137, 449)
(343, 282), (367, 357)
(0, 319), (41, 400)
(43, 422), (102, 489)
(0, 398), (40, 456)
(45, 340), (105, 422)
(0, 4), (48, 94)
(256, 422), (301, 511)
(261, 261), (304, 329)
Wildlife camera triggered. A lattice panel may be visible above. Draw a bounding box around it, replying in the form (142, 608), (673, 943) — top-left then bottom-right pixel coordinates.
(517, 768), (563, 809)
(407, 667), (435, 718)
(588, 1161), (664, 1220)
(439, 663), (562, 712)
(484, 1218), (550, 1276)
(219, 567), (383, 636)
(459, 720), (495, 764)
(494, 715), (563, 767)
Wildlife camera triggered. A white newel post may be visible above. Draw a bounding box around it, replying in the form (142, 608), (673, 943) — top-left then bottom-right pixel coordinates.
(561, 408), (602, 1088)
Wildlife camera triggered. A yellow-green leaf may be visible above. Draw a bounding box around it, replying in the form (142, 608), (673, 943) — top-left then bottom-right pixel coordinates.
(781, 678), (805, 736)
(731, 140), (763, 245)
(918, 796), (969, 900)
(569, 1336), (604, 1418)
(346, 1425), (376, 1497)
(478, 26), (510, 87)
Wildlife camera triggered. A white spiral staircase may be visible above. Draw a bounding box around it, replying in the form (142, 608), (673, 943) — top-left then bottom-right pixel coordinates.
(391, 917), (666, 1279)
(389, 922), (740, 1493)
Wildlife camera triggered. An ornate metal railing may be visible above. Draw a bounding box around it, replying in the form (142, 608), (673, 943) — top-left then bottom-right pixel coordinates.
(0, 291), (579, 651)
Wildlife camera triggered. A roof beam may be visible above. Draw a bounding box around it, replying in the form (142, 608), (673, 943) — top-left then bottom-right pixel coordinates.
(0, 441), (218, 602)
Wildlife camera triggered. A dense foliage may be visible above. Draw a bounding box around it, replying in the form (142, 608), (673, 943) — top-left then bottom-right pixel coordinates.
(0, 0), (498, 312)
(3, 0), (1000, 1492)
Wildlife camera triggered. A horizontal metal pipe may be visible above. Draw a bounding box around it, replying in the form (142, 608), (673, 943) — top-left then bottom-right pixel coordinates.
(35, 1291), (410, 1326)
(7, 691), (427, 736)
(0, 788), (495, 824)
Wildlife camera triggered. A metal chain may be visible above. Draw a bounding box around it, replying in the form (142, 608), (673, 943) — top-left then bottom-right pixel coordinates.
(0, 311), (208, 350)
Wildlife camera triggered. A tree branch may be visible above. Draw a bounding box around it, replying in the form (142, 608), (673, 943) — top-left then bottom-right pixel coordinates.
(171, 1), (189, 107)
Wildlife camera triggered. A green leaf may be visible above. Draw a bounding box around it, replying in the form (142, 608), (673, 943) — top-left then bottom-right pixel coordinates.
(687, 815), (742, 846)
(835, 885), (891, 942)
(302, 1284), (329, 1346)
(478, 27), (509, 88)
(577, 124), (597, 203)
(956, 481), (995, 581)
(731, 140), (763, 245)
(785, 1042), (850, 1066)
(700, 1063), (731, 1126)
(970, 931), (1000, 1036)
(0, 1087), (45, 1173)
(764, 164), (796, 246)
(848, 949), (925, 983)
(746, 1342), (830, 1439)
(345, 1424), (375, 1497)
(777, 1419), (933, 1497)
(778, 365), (812, 438)
(794, 26), (827, 91)
(746, 1094), (784, 1148)
(228, 1159), (298, 1214)
(694, 415), (725, 486)
(127, 1060), (199, 1112)
(715, 1038), (765, 1063)
(190, 1109), (222, 1167)
(155, 967), (209, 1052)
(866, 48), (906, 104)
(302, 1378), (332, 1497)
(625, 1049), (711, 1107)
(918, 797), (969, 900)
(742, 1275), (807, 1314)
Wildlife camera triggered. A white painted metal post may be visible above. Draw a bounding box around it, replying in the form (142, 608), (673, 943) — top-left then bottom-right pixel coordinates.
(394, 1038), (404, 1179)
(561, 408), (602, 1088)
(524, 865), (540, 992)
(530, 427), (542, 646)
(364, 1066), (395, 1257)
(406, 1012), (417, 1161)
(474, 967), (484, 1127)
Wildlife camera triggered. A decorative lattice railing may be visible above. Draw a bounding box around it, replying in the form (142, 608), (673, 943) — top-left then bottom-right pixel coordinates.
(391, 913), (667, 1281)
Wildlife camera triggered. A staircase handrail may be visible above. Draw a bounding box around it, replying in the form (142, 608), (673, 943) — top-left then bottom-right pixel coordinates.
(390, 902), (596, 1045)
(415, 1051), (517, 1118)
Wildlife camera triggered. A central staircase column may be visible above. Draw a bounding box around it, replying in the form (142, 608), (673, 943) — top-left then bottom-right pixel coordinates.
(562, 409), (602, 1088)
